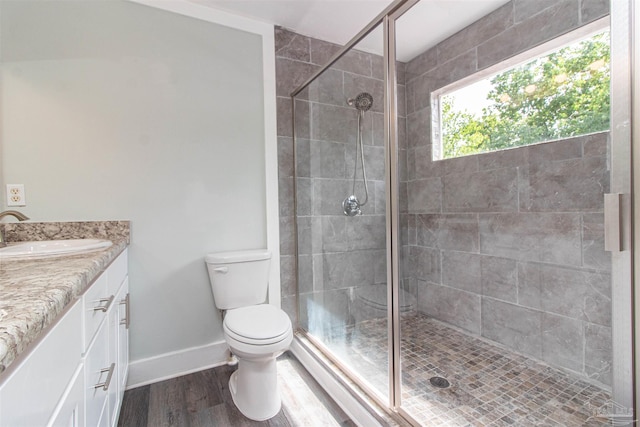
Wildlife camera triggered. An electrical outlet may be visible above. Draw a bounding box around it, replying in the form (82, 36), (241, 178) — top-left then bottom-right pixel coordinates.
(6, 184), (26, 207)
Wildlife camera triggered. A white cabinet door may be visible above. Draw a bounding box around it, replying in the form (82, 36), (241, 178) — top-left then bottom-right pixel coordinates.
(47, 364), (85, 427)
(0, 302), (82, 427)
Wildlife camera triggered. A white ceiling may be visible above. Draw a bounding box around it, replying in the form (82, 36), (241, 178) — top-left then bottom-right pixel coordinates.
(190, 0), (510, 62)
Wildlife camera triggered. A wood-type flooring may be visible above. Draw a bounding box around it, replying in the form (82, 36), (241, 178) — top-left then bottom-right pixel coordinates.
(117, 353), (356, 427)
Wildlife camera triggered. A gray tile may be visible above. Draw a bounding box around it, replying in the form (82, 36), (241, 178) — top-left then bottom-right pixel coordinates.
(310, 38), (371, 76)
(362, 146), (386, 181)
(346, 215), (386, 251)
(437, 2), (513, 65)
(409, 246), (441, 284)
(519, 156), (608, 212)
(407, 178), (443, 213)
(275, 27), (310, 62)
(278, 97), (310, 139)
(276, 57), (320, 97)
(281, 294), (296, 324)
(373, 249), (388, 285)
(442, 251), (482, 294)
(295, 177), (312, 216)
(343, 73), (384, 114)
(542, 312), (583, 373)
(443, 167), (518, 213)
(296, 216), (313, 255)
(311, 103), (358, 144)
(406, 48), (438, 83)
(374, 180), (386, 215)
(307, 68), (345, 106)
(418, 283), (481, 334)
(416, 214), (480, 253)
(582, 131), (609, 158)
(310, 140), (348, 179)
(397, 84), (406, 118)
(517, 262), (611, 325)
(476, 145), (528, 171)
(528, 136), (583, 162)
(312, 178), (351, 216)
(370, 111), (385, 147)
(295, 138), (311, 178)
(277, 96), (293, 138)
(583, 213), (610, 271)
(580, 0), (610, 24)
(410, 146), (444, 179)
(318, 250), (377, 291)
(514, 0), (568, 23)
(280, 255), (296, 297)
(482, 298), (542, 358)
(278, 136), (294, 178)
(279, 176), (294, 216)
(584, 323), (612, 386)
(297, 254), (313, 294)
(481, 255), (518, 303)
(279, 215), (295, 256)
(319, 216), (348, 253)
(479, 213), (582, 266)
(442, 153), (479, 176)
(407, 107), (432, 148)
(478, 0), (580, 70)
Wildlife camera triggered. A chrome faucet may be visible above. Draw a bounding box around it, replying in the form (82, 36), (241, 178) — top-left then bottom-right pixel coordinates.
(0, 210), (30, 248)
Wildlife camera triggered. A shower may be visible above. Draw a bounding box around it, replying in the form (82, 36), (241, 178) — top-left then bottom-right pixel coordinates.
(342, 92), (373, 217)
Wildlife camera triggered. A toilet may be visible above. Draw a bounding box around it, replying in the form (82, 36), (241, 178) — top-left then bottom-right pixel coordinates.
(205, 250), (293, 421)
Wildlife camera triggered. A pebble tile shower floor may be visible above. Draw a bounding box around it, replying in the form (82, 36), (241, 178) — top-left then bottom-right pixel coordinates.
(329, 314), (612, 426)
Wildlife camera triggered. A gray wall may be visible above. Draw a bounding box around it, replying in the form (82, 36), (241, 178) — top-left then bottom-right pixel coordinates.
(404, 0), (612, 386)
(275, 28), (409, 334)
(1, 1), (267, 362)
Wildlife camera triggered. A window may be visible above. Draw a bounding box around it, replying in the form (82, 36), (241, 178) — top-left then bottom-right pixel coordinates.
(432, 26), (610, 160)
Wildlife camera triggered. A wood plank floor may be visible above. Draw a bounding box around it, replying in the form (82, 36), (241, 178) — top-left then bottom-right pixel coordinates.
(117, 353), (356, 427)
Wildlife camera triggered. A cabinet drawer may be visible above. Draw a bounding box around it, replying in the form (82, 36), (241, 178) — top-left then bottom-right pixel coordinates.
(107, 249), (128, 296)
(85, 320), (112, 427)
(83, 272), (111, 351)
(0, 302), (82, 427)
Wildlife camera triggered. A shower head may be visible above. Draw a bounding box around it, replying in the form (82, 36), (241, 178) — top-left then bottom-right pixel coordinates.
(349, 92), (373, 112)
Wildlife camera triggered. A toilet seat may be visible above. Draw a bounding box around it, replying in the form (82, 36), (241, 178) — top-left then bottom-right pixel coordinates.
(224, 304), (292, 346)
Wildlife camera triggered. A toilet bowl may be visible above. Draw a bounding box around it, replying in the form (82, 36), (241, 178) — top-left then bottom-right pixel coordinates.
(223, 304), (293, 420)
(205, 250), (292, 421)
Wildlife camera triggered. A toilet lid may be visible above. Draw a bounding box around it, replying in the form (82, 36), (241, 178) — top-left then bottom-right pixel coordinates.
(224, 304), (291, 344)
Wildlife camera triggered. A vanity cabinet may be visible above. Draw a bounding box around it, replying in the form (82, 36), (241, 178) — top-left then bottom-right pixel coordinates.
(0, 248), (129, 427)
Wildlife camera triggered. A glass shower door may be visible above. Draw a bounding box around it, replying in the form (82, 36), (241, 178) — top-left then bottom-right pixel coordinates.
(293, 24), (391, 402)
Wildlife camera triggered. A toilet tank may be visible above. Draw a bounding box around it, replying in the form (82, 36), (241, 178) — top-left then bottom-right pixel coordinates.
(205, 250), (271, 310)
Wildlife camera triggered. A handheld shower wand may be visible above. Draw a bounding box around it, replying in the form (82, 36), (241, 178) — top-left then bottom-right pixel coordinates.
(343, 92), (373, 217)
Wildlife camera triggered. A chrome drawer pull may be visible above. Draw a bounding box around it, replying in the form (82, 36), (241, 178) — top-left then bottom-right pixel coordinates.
(94, 363), (116, 391)
(93, 295), (115, 312)
(119, 293), (130, 329)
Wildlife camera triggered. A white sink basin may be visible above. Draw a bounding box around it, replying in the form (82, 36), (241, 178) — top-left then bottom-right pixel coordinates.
(0, 239), (113, 259)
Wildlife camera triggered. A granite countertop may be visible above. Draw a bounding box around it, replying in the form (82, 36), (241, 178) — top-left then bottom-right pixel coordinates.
(0, 240), (128, 375)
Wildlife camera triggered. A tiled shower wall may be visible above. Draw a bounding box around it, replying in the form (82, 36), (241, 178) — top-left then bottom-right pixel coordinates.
(403, 0), (611, 386)
(275, 27), (406, 333)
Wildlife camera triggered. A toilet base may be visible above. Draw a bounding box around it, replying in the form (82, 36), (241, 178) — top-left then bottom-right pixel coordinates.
(228, 356), (282, 421)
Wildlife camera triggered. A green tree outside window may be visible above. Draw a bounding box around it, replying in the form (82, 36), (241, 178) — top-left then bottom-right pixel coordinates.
(441, 31), (610, 159)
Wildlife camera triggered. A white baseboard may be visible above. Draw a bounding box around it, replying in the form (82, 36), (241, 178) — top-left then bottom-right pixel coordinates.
(126, 340), (229, 389)
(289, 339), (383, 427)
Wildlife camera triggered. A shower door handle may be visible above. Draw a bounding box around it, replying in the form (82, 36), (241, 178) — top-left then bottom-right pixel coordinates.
(604, 193), (629, 252)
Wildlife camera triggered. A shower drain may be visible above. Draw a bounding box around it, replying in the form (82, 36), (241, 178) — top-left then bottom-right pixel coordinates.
(429, 376), (450, 389)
